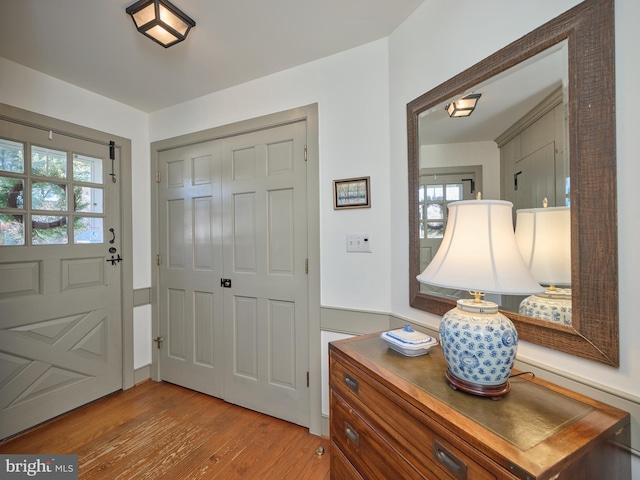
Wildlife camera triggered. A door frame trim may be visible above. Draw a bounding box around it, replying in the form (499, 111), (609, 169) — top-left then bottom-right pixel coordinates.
(149, 103), (321, 434)
(0, 102), (135, 390)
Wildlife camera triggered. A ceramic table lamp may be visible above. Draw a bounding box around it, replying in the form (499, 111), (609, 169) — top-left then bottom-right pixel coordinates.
(417, 199), (543, 399)
(515, 204), (572, 325)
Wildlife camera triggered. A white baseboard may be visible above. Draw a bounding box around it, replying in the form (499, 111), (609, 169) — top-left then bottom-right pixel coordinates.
(133, 364), (151, 386)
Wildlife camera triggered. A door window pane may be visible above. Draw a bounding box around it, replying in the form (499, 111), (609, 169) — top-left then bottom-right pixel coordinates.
(427, 222), (444, 239)
(74, 186), (103, 213)
(0, 214), (25, 245)
(445, 184), (463, 201)
(74, 217), (103, 244)
(0, 177), (24, 209)
(32, 181), (67, 211)
(73, 154), (103, 184)
(1, 137), (108, 247)
(32, 215), (68, 244)
(426, 203), (443, 220)
(426, 185), (443, 201)
(32, 146), (67, 179)
(0, 139), (24, 173)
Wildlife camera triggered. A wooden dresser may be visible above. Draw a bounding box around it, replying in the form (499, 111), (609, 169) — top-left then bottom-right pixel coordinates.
(329, 333), (631, 480)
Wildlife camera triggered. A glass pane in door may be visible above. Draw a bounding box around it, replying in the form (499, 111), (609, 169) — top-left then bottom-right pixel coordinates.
(74, 186), (103, 213)
(0, 139), (24, 173)
(445, 183), (463, 202)
(0, 214), (24, 245)
(32, 181), (67, 211)
(32, 215), (68, 245)
(74, 217), (103, 244)
(73, 154), (103, 184)
(0, 177), (24, 209)
(32, 146), (67, 179)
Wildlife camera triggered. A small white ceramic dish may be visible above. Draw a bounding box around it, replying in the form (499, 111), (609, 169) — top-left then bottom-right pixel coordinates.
(381, 325), (438, 357)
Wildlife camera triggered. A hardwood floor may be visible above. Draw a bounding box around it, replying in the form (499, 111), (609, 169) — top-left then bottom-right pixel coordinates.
(0, 381), (331, 479)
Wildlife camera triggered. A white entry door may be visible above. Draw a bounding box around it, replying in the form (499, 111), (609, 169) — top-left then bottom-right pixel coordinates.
(156, 120), (308, 427)
(221, 121), (308, 427)
(0, 118), (122, 439)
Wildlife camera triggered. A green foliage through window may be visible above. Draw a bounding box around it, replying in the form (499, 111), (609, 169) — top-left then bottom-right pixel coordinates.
(0, 139), (104, 246)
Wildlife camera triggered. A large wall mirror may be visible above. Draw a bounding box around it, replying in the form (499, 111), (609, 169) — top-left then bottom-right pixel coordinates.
(407, 0), (619, 366)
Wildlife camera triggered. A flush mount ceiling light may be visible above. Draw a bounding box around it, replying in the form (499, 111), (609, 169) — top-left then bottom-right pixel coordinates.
(126, 0), (195, 48)
(445, 93), (481, 117)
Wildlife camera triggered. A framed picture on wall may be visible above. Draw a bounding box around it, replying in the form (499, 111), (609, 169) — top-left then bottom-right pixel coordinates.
(333, 176), (371, 209)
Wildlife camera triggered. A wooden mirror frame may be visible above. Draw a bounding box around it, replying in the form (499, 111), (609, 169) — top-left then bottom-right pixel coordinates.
(407, 0), (618, 366)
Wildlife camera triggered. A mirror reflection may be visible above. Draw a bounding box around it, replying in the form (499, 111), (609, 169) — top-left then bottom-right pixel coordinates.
(417, 41), (571, 322)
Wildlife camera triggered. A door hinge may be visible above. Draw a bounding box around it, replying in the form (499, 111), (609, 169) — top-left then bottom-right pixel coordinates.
(155, 171), (161, 183)
(156, 254), (161, 266)
(305, 258), (308, 274)
(306, 371), (309, 387)
(304, 145), (307, 162)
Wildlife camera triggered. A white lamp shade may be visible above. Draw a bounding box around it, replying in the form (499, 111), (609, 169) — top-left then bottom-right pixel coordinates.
(417, 200), (543, 295)
(515, 206), (571, 286)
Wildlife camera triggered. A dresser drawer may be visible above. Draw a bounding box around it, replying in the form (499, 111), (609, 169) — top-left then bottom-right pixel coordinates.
(331, 389), (425, 480)
(330, 442), (365, 480)
(331, 352), (498, 480)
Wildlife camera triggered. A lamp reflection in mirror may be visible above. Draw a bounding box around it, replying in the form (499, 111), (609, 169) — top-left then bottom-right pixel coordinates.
(515, 203), (572, 325)
(126, 0), (195, 48)
(445, 93), (481, 117)
(417, 199), (543, 399)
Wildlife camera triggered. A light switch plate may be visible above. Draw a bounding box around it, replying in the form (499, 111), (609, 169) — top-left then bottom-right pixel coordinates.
(346, 233), (372, 253)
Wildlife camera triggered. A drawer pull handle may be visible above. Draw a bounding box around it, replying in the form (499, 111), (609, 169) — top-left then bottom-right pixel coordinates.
(343, 372), (359, 394)
(433, 439), (467, 480)
(344, 421), (360, 447)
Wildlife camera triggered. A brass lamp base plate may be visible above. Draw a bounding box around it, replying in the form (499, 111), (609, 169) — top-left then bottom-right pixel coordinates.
(445, 369), (511, 401)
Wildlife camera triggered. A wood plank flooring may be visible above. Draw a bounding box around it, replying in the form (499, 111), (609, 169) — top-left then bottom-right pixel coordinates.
(0, 381), (331, 479)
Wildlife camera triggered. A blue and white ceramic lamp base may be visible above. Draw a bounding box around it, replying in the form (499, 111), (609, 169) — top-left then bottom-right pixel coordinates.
(439, 299), (518, 400)
(519, 288), (572, 325)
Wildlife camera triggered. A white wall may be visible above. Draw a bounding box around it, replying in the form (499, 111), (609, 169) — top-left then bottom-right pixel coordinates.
(389, 0), (640, 474)
(149, 39), (393, 312)
(420, 142), (501, 199)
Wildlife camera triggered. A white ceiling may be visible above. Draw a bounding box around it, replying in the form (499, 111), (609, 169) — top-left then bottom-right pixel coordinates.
(0, 0), (425, 113)
(419, 41), (568, 145)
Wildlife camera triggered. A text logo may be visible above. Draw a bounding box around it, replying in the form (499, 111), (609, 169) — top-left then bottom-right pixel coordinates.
(1, 455), (78, 479)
